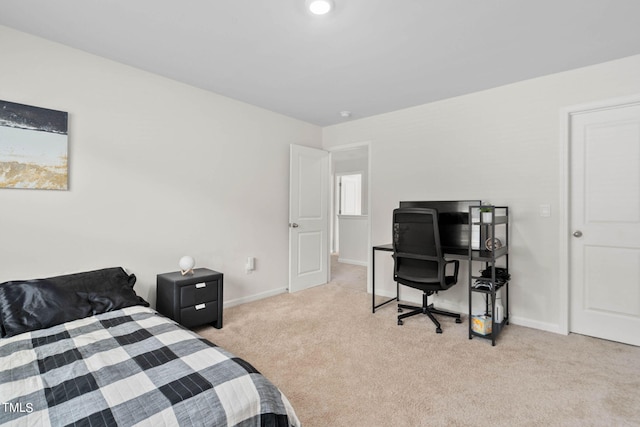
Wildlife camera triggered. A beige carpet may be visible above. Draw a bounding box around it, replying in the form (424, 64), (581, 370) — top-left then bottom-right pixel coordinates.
(329, 254), (367, 292)
(195, 264), (640, 427)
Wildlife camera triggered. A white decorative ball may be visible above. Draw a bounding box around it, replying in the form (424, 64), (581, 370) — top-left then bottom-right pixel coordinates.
(179, 255), (195, 272)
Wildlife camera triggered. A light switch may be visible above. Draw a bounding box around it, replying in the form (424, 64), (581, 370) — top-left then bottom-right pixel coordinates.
(540, 204), (551, 217)
(246, 256), (255, 273)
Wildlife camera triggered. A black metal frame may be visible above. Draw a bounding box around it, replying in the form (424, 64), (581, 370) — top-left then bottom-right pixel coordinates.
(372, 246), (469, 313)
(468, 205), (510, 346)
(372, 244), (397, 313)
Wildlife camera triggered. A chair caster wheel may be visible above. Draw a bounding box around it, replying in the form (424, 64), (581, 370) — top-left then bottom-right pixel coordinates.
(398, 320), (403, 326)
(436, 328), (443, 334)
(398, 308), (403, 313)
(455, 318), (462, 324)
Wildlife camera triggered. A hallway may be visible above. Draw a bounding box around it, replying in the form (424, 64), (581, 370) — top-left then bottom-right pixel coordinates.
(329, 254), (366, 292)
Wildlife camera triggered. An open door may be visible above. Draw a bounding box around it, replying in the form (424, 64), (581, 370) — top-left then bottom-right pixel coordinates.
(289, 144), (329, 292)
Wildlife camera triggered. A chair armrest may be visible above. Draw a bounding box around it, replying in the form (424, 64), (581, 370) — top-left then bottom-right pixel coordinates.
(445, 260), (460, 281)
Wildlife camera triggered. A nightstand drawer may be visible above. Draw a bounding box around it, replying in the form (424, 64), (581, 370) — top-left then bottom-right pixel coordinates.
(180, 280), (218, 307)
(180, 302), (217, 328)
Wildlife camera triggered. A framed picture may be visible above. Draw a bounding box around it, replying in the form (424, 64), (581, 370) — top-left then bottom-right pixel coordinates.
(0, 100), (68, 190)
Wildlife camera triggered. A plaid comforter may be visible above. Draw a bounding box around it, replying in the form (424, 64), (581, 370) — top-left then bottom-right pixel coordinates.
(0, 306), (299, 426)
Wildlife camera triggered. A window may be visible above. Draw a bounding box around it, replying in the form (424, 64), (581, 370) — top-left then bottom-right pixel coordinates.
(338, 173), (362, 215)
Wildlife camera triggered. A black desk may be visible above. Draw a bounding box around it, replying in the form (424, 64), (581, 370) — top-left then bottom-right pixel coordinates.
(371, 244), (468, 313)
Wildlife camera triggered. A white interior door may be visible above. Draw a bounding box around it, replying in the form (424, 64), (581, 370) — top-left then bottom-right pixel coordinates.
(289, 144), (329, 292)
(570, 102), (640, 346)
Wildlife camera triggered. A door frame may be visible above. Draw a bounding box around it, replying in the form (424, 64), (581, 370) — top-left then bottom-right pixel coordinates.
(327, 141), (372, 287)
(559, 93), (640, 335)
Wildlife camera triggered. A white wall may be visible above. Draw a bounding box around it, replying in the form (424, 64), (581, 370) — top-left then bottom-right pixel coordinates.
(337, 215), (368, 265)
(323, 54), (640, 333)
(0, 26), (322, 307)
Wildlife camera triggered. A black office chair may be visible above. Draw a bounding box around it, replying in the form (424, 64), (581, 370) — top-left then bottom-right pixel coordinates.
(392, 208), (462, 333)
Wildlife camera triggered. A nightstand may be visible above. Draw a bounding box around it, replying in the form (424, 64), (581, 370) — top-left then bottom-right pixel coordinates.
(156, 268), (223, 329)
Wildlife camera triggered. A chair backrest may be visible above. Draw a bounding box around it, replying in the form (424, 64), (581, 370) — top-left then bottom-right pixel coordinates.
(392, 208), (445, 285)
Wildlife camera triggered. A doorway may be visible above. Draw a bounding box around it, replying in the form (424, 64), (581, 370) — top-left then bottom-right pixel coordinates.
(329, 143), (370, 292)
(563, 95), (640, 346)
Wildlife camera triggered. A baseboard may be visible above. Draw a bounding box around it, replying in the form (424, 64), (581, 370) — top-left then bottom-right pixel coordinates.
(337, 258), (368, 266)
(224, 287), (289, 309)
(508, 315), (565, 335)
(375, 291), (566, 336)
(438, 300), (565, 335)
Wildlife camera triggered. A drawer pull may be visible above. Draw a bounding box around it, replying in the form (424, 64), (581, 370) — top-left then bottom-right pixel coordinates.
(196, 282), (207, 289)
(195, 303), (205, 310)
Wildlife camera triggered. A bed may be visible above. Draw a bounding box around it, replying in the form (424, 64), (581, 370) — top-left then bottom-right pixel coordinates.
(0, 267), (299, 426)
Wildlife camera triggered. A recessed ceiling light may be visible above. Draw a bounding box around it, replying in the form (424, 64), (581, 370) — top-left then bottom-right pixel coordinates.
(340, 111), (352, 118)
(307, 0), (333, 15)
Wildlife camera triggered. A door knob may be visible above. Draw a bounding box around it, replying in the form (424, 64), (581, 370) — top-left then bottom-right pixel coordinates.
(290, 223), (299, 228)
(573, 230), (583, 238)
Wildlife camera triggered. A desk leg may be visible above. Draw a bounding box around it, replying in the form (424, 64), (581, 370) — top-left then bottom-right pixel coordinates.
(372, 248), (376, 313)
(372, 248), (398, 313)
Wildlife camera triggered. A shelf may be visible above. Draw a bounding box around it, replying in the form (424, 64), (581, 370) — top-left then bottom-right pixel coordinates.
(468, 205), (510, 346)
(470, 281), (508, 294)
(469, 246), (508, 261)
(473, 216), (509, 225)
(471, 275), (509, 281)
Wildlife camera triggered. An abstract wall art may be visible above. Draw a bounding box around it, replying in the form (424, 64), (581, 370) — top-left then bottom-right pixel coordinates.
(0, 100), (68, 190)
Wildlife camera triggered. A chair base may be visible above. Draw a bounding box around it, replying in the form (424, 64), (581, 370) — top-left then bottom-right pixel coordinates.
(397, 292), (462, 333)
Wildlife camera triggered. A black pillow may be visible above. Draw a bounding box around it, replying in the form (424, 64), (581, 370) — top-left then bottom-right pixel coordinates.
(0, 267), (149, 337)
(47, 267), (149, 314)
(0, 279), (93, 338)
(80, 290), (144, 314)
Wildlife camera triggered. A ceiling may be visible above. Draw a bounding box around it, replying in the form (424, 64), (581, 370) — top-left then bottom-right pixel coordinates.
(1, 0), (640, 126)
